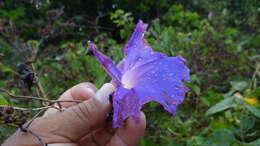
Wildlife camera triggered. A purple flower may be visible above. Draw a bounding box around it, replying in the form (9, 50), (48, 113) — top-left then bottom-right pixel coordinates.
(88, 20), (190, 128)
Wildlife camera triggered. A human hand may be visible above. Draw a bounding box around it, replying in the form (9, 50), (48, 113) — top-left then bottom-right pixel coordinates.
(3, 83), (146, 146)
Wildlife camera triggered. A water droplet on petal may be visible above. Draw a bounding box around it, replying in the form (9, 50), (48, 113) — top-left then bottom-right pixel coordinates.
(138, 57), (143, 61)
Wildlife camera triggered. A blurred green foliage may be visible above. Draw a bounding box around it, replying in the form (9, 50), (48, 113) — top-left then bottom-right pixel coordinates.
(0, 0), (259, 145)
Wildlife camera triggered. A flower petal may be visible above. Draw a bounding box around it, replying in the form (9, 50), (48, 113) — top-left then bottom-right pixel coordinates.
(113, 87), (141, 127)
(115, 56), (190, 127)
(119, 20), (167, 72)
(124, 20), (148, 56)
(122, 56), (190, 114)
(88, 41), (122, 86)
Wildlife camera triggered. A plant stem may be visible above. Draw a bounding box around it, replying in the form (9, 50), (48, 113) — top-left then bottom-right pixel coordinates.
(0, 88), (82, 104)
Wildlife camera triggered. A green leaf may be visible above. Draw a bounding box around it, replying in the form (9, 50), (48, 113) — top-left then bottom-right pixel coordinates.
(187, 136), (206, 146)
(193, 85), (201, 96)
(206, 98), (234, 116)
(140, 138), (157, 146)
(250, 88), (260, 97)
(0, 95), (8, 105)
(245, 105), (260, 118)
(0, 63), (14, 73)
(185, 83), (200, 96)
(230, 80), (248, 91)
(240, 115), (255, 132)
(249, 138), (260, 145)
(205, 129), (236, 146)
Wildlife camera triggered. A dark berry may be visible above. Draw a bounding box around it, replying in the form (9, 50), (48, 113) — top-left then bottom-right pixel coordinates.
(0, 111), (3, 117)
(4, 116), (16, 123)
(5, 107), (14, 114)
(17, 63), (35, 91)
(17, 63), (30, 74)
(17, 116), (27, 126)
(0, 108), (3, 114)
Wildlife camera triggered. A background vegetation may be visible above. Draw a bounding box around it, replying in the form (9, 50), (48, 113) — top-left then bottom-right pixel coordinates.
(0, 0), (259, 145)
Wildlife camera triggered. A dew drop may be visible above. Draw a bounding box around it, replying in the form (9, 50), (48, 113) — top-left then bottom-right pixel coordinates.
(138, 57), (143, 61)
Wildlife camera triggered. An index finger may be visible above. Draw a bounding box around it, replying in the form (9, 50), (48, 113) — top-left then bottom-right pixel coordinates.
(59, 82), (97, 107)
(44, 82), (97, 116)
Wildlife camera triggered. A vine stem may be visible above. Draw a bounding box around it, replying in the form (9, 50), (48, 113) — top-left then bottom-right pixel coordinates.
(31, 63), (48, 100)
(27, 129), (47, 146)
(0, 88), (82, 104)
(0, 105), (61, 111)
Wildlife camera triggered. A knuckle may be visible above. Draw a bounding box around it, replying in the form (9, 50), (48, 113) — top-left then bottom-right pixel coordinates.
(70, 104), (90, 125)
(77, 99), (100, 124)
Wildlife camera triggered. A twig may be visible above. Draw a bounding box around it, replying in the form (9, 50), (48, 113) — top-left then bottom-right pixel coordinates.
(27, 41), (48, 102)
(0, 88), (49, 101)
(22, 109), (46, 130)
(0, 88), (82, 104)
(27, 129), (47, 146)
(0, 105), (60, 111)
(19, 109), (56, 145)
(12, 109), (47, 145)
(31, 62), (48, 100)
(35, 87), (42, 98)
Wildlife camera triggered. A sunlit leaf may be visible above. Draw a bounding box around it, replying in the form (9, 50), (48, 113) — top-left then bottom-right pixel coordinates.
(206, 98), (234, 116)
(0, 95), (8, 105)
(187, 136), (206, 146)
(230, 81), (248, 91)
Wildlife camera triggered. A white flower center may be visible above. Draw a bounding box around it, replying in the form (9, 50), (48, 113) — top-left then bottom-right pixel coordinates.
(121, 70), (136, 89)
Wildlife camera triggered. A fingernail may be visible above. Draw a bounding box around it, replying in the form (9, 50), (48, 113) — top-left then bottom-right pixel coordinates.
(95, 83), (115, 105)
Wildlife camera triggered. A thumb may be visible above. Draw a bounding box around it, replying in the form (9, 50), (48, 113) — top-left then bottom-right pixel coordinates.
(51, 83), (115, 140)
(25, 83), (114, 144)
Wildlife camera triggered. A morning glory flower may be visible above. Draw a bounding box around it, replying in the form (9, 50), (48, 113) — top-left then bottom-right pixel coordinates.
(88, 20), (190, 128)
